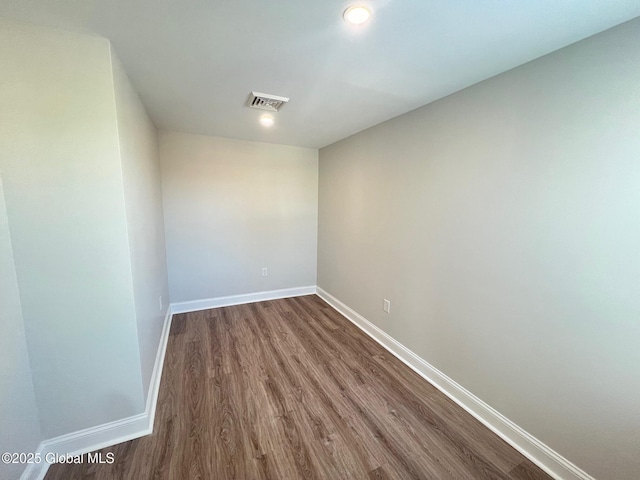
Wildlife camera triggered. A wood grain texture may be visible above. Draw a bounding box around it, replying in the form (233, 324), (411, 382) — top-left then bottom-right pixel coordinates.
(45, 295), (552, 480)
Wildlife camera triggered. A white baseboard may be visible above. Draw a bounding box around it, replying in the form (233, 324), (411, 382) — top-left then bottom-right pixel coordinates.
(19, 287), (317, 480)
(316, 287), (595, 480)
(22, 287), (587, 480)
(21, 307), (174, 480)
(144, 306), (173, 432)
(21, 286), (319, 480)
(170, 285), (317, 314)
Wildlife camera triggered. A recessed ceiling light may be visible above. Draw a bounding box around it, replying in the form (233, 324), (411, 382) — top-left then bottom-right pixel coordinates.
(259, 114), (274, 128)
(343, 5), (371, 26)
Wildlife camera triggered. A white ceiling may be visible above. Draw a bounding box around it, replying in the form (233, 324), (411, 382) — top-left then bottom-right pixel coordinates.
(1, 1), (639, 148)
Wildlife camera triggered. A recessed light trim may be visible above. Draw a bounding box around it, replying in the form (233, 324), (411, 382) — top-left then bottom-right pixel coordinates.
(259, 114), (274, 128)
(343, 5), (371, 26)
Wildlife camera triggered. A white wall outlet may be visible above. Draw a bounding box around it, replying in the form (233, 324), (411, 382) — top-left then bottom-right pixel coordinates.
(383, 299), (391, 313)
(158, 295), (163, 310)
(262, 267), (268, 277)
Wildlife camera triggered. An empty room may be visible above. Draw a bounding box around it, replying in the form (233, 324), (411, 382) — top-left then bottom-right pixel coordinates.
(1, 1), (639, 479)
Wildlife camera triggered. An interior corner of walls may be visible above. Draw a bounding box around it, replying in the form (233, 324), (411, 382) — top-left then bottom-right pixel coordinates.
(105, 37), (117, 72)
(17, 305), (174, 480)
(315, 288), (594, 480)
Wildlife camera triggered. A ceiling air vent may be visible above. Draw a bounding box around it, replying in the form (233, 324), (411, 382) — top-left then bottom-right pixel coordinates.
(247, 91), (289, 112)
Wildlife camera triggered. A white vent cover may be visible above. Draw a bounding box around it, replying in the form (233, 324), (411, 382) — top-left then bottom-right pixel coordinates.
(247, 91), (289, 112)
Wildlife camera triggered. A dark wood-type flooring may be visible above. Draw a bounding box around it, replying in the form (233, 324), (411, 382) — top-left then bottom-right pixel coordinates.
(46, 295), (552, 479)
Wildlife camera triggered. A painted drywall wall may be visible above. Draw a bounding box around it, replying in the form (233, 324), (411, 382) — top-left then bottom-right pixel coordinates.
(0, 178), (42, 480)
(160, 132), (318, 303)
(111, 49), (170, 401)
(318, 18), (640, 480)
(0, 19), (144, 438)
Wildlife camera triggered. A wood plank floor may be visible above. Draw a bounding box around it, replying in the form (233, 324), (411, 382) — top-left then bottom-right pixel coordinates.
(46, 295), (552, 480)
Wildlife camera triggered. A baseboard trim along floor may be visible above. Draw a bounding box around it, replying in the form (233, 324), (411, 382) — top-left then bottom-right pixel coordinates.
(315, 287), (595, 480)
(21, 307), (174, 480)
(170, 285), (317, 314)
(23, 286), (594, 480)
(20, 286), (314, 480)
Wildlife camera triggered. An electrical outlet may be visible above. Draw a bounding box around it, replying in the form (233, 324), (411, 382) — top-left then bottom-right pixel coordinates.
(159, 295), (163, 310)
(383, 299), (391, 313)
(262, 267), (268, 277)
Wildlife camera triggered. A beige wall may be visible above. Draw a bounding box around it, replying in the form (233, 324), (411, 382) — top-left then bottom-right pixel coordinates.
(112, 50), (170, 402)
(160, 132), (318, 303)
(0, 19), (144, 439)
(318, 18), (640, 480)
